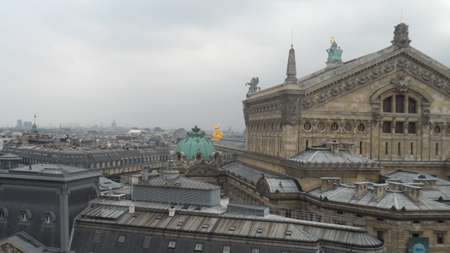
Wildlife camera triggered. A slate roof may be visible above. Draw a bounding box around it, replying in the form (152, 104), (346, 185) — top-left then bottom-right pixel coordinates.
(138, 176), (220, 190)
(308, 184), (450, 211)
(266, 178), (301, 193)
(69, 199), (385, 252)
(288, 147), (378, 164)
(99, 176), (123, 191)
(213, 138), (246, 151)
(222, 161), (285, 183)
(384, 170), (450, 201)
(0, 232), (50, 253)
(0, 164), (101, 181)
(10, 164), (86, 175)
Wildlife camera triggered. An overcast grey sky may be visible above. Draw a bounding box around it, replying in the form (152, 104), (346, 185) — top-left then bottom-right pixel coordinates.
(1, 0), (450, 131)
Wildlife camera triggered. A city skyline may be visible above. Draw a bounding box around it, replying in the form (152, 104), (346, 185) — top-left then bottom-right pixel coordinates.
(1, 1), (450, 131)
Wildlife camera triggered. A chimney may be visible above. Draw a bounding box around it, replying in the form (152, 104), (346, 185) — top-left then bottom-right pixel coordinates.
(403, 184), (423, 202)
(320, 177), (342, 192)
(129, 204), (135, 214)
(412, 178), (437, 189)
(325, 142), (340, 154)
(354, 182), (369, 198)
(372, 183), (388, 200)
(168, 206), (175, 217)
(388, 181), (404, 191)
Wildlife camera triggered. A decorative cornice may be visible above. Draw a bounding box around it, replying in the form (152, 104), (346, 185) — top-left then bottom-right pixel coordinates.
(302, 52), (450, 110)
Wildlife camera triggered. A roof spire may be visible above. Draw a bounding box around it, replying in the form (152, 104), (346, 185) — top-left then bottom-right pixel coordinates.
(285, 45), (298, 83)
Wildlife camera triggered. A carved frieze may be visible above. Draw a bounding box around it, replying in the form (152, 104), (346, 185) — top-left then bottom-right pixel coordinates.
(301, 54), (450, 110)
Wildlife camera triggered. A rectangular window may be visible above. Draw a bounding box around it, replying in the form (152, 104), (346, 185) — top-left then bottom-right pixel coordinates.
(117, 235), (126, 245)
(142, 237), (152, 248)
(360, 141), (362, 155)
(413, 221), (420, 224)
(437, 233), (444, 244)
(93, 231), (102, 243)
(223, 246), (231, 253)
(306, 140), (308, 148)
(395, 122), (404, 133)
(437, 143), (439, 156)
(252, 249), (260, 253)
(195, 243), (203, 251)
(408, 122), (416, 134)
(383, 97), (392, 112)
(398, 142), (401, 155)
(412, 233), (420, 238)
(411, 143), (413, 155)
(377, 230), (384, 242)
(168, 241), (176, 249)
(408, 98), (416, 113)
(385, 142), (389, 155)
(396, 95), (404, 113)
(383, 122), (391, 133)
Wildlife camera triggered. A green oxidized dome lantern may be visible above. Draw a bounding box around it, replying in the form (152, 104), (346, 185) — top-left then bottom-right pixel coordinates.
(175, 126), (216, 159)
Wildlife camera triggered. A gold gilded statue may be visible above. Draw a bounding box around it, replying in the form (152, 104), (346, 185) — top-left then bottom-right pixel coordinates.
(212, 123), (223, 141)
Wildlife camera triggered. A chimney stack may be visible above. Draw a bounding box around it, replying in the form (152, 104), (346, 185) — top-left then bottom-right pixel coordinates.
(320, 177), (342, 192)
(373, 183), (388, 200)
(403, 185), (423, 202)
(354, 182), (369, 198)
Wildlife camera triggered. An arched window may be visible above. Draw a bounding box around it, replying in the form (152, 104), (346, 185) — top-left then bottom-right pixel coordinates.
(383, 96), (392, 112)
(396, 95), (404, 113)
(408, 98), (417, 113)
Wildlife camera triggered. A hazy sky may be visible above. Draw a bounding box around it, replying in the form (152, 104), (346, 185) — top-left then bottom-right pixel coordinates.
(2, 1), (450, 131)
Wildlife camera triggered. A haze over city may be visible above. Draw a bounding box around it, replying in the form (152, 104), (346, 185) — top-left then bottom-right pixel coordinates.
(1, 0), (450, 131)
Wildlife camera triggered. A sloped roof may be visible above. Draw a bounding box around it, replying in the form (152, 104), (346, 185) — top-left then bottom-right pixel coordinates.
(288, 147), (378, 164)
(384, 170), (450, 201)
(308, 184), (450, 211)
(140, 176), (220, 190)
(213, 139), (246, 151)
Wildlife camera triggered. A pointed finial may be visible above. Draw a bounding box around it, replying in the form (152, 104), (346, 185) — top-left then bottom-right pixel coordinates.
(285, 45), (298, 83)
(331, 37), (335, 43)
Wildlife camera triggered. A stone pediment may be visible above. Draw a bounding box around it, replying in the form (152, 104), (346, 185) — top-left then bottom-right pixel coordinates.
(301, 48), (450, 110)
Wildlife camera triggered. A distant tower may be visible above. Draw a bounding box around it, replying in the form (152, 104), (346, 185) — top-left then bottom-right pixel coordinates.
(285, 45), (298, 83)
(16, 119), (22, 128)
(111, 119), (117, 128)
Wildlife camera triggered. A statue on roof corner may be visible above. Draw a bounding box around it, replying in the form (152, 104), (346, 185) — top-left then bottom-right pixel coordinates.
(326, 37), (343, 63)
(246, 77), (260, 92)
(212, 123), (223, 141)
(392, 23), (411, 48)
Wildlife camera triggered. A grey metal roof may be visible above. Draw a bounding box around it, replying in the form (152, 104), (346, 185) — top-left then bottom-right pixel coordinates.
(70, 199), (385, 252)
(222, 161), (287, 183)
(99, 176), (123, 191)
(0, 153), (21, 160)
(0, 232), (48, 253)
(138, 176), (220, 190)
(10, 164), (86, 175)
(308, 184), (450, 211)
(288, 147), (378, 164)
(384, 170), (450, 201)
(213, 139), (246, 151)
(266, 178), (301, 193)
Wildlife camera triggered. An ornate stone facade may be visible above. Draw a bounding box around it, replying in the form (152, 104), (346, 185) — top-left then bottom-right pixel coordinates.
(243, 23), (450, 177)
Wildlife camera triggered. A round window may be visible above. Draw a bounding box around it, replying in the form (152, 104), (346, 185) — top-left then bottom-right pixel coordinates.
(358, 124), (365, 132)
(317, 122), (325, 131)
(434, 126), (441, 134)
(304, 122), (311, 131)
(330, 123), (339, 132)
(344, 123), (352, 132)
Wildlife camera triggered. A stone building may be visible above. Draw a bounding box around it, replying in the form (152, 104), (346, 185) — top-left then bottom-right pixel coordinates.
(243, 23), (450, 177)
(0, 164), (101, 251)
(306, 177), (450, 253)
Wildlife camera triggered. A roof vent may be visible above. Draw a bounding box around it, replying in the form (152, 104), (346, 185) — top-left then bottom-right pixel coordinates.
(168, 206), (175, 217)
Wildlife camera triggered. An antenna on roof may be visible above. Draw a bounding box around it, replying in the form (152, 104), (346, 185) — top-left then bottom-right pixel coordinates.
(291, 27), (293, 48)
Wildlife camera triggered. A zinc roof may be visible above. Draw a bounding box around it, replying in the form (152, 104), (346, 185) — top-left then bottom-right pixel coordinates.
(139, 176), (220, 190)
(266, 178), (301, 193)
(213, 139), (246, 151)
(308, 185), (450, 211)
(222, 161), (285, 183)
(288, 147), (378, 164)
(10, 164), (86, 175)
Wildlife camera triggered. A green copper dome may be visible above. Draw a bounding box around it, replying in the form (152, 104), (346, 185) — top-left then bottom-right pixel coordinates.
(175, 126), (216, 159)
